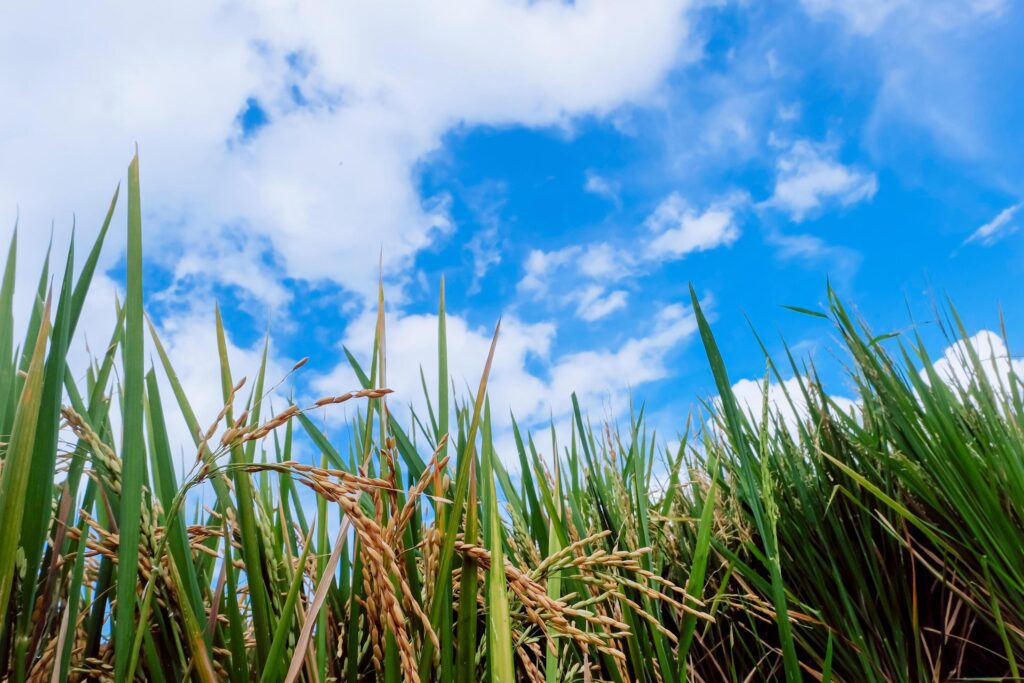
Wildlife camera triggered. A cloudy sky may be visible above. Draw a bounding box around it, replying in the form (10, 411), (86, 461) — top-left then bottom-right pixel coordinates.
(2, 0), (1023, 460)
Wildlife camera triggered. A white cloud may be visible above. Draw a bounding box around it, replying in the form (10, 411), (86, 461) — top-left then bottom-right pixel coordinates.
(964, 203), (1021, 247)
(722, 328), (1023, 438)
(801, 0), (1006, 34)
(316, 309), (553, 429)
(547, 303), (698, 413)
(800, 0), (910, 33)
(925, 329), (1024, 396)
(161, 235), (293, 313)
(764, 140), (878, 221)
(801, 1), (1011, 168)
(519, 192), (743, 320)
(728, 375), (858, 434)
(466, 225), (503, 294)
(0, 0), (699, 310)
(777, 103), (802, 122)
(577, 242), (631, 281)
(644, 192), (743, 260)
(764, 229), (862, 283)
(574, 286), (629, 321)
(584, 171), (621, 204)
(518, 240), (633, 320)
(519, 246), (584, 296)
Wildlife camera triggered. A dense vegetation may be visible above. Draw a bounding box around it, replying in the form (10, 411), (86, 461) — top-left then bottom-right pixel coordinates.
(1, 155), (1022, 681)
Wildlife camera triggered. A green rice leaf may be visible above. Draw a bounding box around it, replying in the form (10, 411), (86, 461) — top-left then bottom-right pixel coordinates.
(114, 151), (146, 682)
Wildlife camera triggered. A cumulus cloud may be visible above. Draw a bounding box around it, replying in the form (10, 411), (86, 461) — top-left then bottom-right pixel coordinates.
(546, 303), (698, 413)
(728, 375), (858, 434)
(518, 241), (634, 321)
(722, 328), (1023, 437)
(520, 248), (572, 296)
(0, 0), (699, 312)
(317, 309), (552, 427)
(925, 329), (1024, 396)
(964, 203), (1021, 247)
(519, 192), (744, 321)
(644, 192), (744, 260)
(160, 235), (293, 314)
(763, 140), (878, 221)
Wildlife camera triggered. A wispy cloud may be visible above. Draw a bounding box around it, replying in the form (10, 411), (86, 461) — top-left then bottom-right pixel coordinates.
(764, 228), (862, 285)
(801, 0), (1014, 169)
(462, 181), (508, 293)
(584, 171), (622, 205)
(801, 0), (1006, 35)
(800, 0), (910, 34)
(574, 286), (629, 321)
(519, 242), (634, 321)
(763, 140), (878, 221)
(466, 225), (503, 293)
(519, 192), (745, 321)
(964, 202), (1022, 246)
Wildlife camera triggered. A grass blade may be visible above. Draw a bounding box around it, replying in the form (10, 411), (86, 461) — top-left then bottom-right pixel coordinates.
(482, 406), (514, 683)
(260, 523), (316, 683)
(114, 150), (147, 682)
(0, 293), (50, 625)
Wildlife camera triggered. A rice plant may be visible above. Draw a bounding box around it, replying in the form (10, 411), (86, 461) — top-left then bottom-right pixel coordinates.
(0, 154), (1022, 681)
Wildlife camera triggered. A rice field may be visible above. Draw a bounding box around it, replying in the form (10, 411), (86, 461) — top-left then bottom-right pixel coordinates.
(1, 154), (1023, 681)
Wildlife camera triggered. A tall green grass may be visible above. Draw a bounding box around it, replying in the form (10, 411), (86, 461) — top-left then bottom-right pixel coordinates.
(1, 156), (1022, 681)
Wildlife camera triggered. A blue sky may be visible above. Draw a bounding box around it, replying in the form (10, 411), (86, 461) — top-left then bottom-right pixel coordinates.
(2, 0), (1023, 460)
